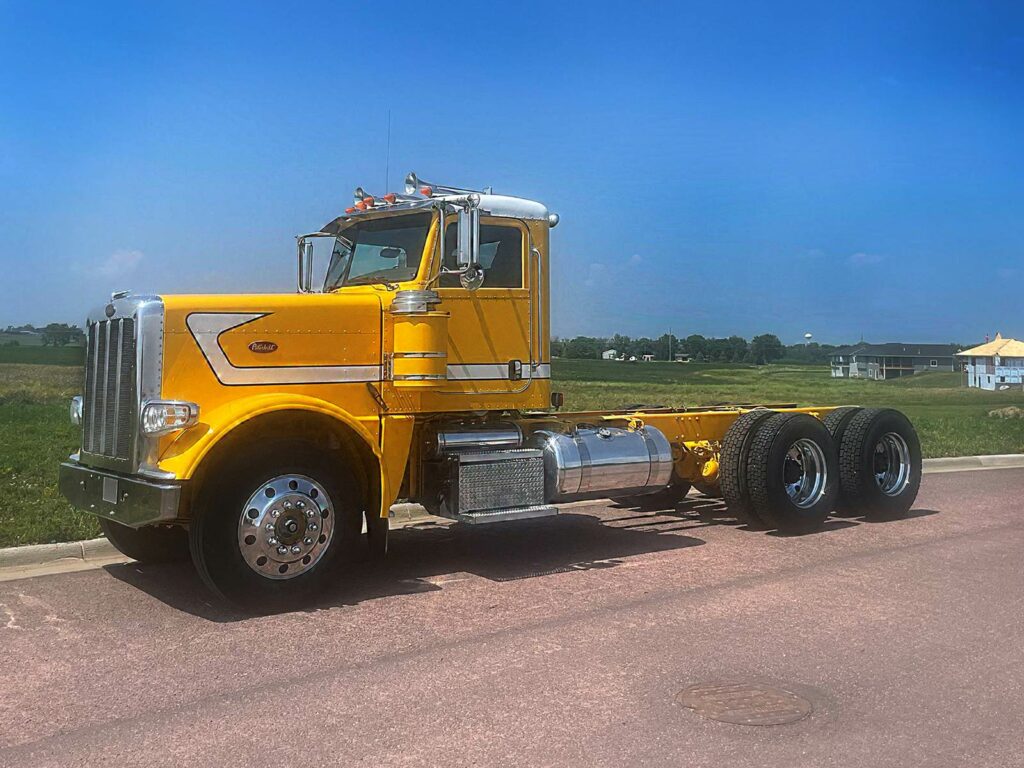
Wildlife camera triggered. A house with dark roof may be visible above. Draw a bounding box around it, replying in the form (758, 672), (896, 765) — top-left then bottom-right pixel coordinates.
(830, 342), (960, 380)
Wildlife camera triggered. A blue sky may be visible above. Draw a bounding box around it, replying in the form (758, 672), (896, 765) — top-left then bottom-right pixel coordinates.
(2, 1), (1021, 344)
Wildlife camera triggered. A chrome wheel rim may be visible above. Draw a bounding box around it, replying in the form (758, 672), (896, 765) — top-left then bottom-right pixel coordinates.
(237, 474), (335, 580)
(783, 438), (828, 508)
(874, 432), (911, 496)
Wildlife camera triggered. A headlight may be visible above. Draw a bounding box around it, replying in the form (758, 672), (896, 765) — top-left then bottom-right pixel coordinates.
(141, 400), (200, 435)
(70, 395), (83, 426)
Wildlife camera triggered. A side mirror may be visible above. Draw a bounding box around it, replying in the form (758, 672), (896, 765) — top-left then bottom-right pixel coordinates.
(297, 238), (314, 293)
(455, 206), (480, 269)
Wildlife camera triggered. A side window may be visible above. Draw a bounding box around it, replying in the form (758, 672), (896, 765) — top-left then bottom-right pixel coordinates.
(439, 223), (524, 288)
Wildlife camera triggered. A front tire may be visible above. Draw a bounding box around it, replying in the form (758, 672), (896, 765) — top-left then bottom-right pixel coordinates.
(99, 518), (190, 563)
(189, 441), (363, 610)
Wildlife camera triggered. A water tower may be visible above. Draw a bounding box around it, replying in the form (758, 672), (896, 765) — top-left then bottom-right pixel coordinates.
(804, 332), (813, 346)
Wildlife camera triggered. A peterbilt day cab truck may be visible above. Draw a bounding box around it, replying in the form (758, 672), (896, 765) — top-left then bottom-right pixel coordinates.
(59, 173), (922, 609)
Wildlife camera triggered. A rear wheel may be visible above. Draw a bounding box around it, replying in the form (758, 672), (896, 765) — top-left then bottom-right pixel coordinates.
(189, 440), (363, 611)
(822, 406), (864, 515)
(837, 408), (921, 519)
(99, 518), (190, 563)
(822, 406), (863, 444)
(746, 413), (839, 533)
(719, 408), (775, 525)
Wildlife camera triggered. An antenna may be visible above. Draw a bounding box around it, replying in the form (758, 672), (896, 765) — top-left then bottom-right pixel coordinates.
(384, 108), (392, 191)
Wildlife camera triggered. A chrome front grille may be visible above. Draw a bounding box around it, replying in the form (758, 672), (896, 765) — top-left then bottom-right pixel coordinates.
(83, 318), (137, 462)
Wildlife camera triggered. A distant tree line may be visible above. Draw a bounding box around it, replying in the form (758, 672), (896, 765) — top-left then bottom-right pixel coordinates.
(2, 323), (85, 346)
(552, 333), (841, 365)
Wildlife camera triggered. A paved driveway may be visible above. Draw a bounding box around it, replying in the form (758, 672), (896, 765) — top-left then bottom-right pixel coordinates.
(2, 468), (1022, 767)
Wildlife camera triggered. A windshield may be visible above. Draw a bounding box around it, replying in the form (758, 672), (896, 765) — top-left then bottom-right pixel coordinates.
(323, 212), (432, 290)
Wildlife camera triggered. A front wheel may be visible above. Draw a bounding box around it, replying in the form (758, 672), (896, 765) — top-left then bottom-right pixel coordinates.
(189, 441), (364, 610)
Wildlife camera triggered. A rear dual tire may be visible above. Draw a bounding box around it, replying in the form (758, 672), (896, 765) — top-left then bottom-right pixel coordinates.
(720, 407), (921, 532)
(745, 413), (839, 533)
(837, 408), (922, 520)
(719, 408), (776, 526)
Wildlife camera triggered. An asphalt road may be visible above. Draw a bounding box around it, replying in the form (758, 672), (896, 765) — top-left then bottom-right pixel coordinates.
(2, 468), (1023, 767)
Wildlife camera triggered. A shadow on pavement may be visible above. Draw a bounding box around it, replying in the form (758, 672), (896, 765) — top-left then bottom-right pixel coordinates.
(103, 503), (708, 622)
(861, 508), (940, 523)
(101, 498), (938, 622)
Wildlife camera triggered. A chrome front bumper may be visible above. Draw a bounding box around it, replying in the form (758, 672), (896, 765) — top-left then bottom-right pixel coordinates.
(59, 461), (184, 528)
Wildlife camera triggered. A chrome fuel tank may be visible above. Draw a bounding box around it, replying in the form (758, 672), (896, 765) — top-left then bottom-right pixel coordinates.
(528, 425), (673, 502)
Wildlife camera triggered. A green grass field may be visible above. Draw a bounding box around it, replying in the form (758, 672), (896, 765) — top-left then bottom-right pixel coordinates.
(553, 359), (1024, 459)
(0, 364), (97, 547)
(1, 357), (1023, 548)
(0, 344), (84, 365)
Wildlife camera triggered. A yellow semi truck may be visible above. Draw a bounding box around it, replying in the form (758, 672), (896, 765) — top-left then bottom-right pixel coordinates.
(58, 173), (922, 608)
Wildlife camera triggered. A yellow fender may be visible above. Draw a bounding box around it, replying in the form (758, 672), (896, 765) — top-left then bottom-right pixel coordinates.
(158, 394), (405, 518)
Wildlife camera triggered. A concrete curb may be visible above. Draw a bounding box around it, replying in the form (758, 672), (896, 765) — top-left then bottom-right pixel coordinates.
(3, 455), (1023, 573)
(0, 538), (118, 569)
(921, 454), (1024, 473)
(0, 504), (441, 571)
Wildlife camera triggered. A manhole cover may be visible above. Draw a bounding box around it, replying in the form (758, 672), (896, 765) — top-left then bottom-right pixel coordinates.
(675, 681), (812, 726)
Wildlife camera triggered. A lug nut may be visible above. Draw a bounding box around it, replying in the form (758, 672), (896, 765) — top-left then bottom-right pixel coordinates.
(304, 537), (313, 545)
(271, 509), (280, 518)
(277, 545), (288, 555)
(284, 501), (293, 509)
(268, 537), (278, 545)
(290, 545), (301, 554)
(308, 523), (318, 532)
(265, 522), (274, 530)
(305, 509), (316, 518)
(296, 501), (305, 509)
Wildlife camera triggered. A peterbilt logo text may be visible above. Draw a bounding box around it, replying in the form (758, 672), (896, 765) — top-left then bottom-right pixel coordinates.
(248, 341), (278, 354)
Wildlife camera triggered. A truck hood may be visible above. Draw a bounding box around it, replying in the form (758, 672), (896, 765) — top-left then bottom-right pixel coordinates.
(160, 293), (383, 394)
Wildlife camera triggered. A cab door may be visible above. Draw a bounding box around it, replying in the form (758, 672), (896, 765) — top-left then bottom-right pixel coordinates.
(436, 217), (534, 397)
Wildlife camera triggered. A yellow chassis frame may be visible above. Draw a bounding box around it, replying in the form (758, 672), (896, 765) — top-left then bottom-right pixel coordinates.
(518, 405), (839, 488)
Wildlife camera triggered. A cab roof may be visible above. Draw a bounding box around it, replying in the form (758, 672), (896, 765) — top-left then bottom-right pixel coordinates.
(322, 193), (551, 234)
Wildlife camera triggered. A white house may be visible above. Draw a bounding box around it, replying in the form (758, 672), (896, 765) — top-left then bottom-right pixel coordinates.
(958, 334), (1024, 390)
(601, 349), (618, 360)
